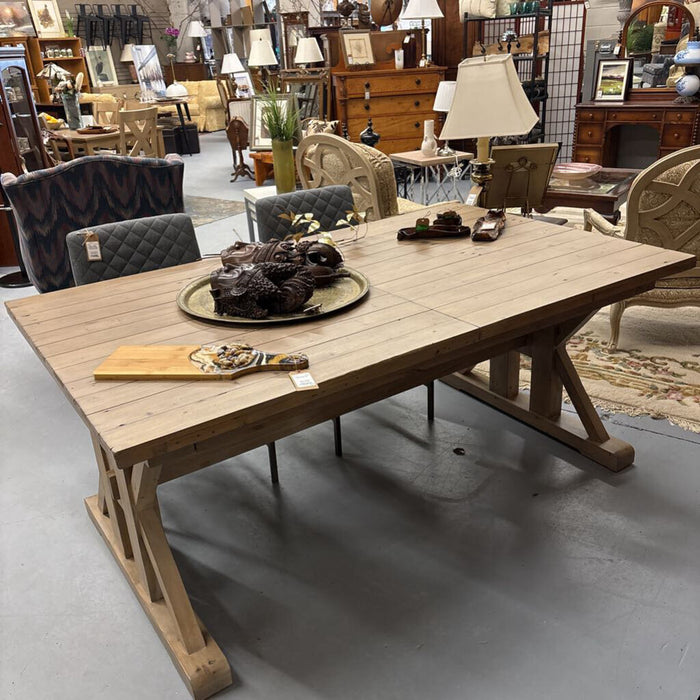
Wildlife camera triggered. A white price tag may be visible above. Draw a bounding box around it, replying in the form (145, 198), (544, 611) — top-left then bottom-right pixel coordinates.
(613, 44), (621, 56)
(364, 89), (370, 100)
(290, 371), (318, 391)
(83, 231), (102, 261)
(466, 185), (482, 207)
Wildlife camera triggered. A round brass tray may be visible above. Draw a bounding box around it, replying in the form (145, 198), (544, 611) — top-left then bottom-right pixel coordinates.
(177, 267), (370, 325)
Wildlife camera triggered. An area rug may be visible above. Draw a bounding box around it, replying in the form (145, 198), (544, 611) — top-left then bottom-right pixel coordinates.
(471, 306), (700, 433)
(184, 195), (245, 228)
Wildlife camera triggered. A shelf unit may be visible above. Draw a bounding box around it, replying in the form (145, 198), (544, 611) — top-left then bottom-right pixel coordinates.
(31, 37), (91, 103)
(462, 3), (553, 142)
(0, 37), (39, 100)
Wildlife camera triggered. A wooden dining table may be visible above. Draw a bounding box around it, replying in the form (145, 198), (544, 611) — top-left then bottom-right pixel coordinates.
(50, 125), (165, 158)
(5, 204), (695, 699)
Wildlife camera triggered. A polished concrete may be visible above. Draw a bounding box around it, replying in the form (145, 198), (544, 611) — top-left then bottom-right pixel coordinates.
(2, 134), (700, 700)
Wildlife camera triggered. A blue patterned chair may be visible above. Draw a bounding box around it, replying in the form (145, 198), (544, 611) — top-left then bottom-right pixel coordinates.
(1, 154), (185, 294)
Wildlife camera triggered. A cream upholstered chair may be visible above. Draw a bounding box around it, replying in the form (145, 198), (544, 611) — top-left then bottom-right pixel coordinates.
(296, 133), (423, 221)
(584, 145), (700, 350)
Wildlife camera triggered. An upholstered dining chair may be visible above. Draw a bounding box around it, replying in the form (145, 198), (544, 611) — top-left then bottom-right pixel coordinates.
(583, 144), (700, 350)
(118, 105), (159, 157)
(65, 213), (201, 285)
(295, 133), (424, 222)
(254, 184), (434, 473)
(1, 154), (184, 293)
(254, 185), (356, 242)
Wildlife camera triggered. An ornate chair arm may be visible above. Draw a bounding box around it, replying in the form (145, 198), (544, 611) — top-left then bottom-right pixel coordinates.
(583, 208), (624, 238)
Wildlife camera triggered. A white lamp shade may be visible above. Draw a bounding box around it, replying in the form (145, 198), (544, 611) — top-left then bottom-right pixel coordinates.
(433, 80), (456, 112)
(188, 20), (207, 37)
(221, 52), (245, 74)
(249, 27), (272, 45)
(439, 55), (538, 140)
(401, 0), (444, 20)
(120, 44), (134, 62)
(165, 82), (188, 98)
(248, 39), (278, 67)
(294, 37), (324, 64)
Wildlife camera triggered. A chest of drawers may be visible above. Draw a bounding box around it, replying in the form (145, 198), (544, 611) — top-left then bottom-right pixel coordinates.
(573, 102), (700, 166)
(332, 66), (446, 156)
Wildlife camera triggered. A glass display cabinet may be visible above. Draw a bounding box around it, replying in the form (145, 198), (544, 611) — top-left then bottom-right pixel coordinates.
(0, 46), (50, 284)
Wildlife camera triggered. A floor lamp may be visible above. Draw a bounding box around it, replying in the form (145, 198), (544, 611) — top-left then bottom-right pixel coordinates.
(439, 54), (538, 204)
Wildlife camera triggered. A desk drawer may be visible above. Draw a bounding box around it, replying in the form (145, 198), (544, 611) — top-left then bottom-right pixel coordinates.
(347, 114), (431, 140)
(665, 109), (696, 123)
(342, 72), (441, 97)
(661, 123), (694, 147)
(346, 94), (435, 118)
(605, 109), (661, 122)
(576, 108), (605, 122)
(572, 146), (602, 165)
(576, 122), (604, 144)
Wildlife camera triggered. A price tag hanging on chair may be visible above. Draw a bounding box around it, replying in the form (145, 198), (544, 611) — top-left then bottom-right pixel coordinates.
(82, 230), (102, 262)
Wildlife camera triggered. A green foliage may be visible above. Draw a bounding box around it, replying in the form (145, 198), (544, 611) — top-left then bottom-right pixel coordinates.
(627, 20), (654, 53)
(260, 85), (300, 142)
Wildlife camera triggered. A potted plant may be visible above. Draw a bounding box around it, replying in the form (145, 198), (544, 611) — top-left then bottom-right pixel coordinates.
(259, 86), (300, 194)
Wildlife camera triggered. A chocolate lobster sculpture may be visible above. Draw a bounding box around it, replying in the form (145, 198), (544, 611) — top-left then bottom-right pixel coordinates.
(210, 239), (349, 319)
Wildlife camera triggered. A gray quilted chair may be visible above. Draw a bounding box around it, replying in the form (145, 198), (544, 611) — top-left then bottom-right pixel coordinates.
(255, 185), (355, 242)
(66, 213), (201, 285)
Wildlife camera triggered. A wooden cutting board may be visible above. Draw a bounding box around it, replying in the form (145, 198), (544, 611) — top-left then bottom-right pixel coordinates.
(94, 344), (309, 380)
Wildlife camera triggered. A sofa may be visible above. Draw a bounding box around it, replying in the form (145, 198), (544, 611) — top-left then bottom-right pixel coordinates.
(93, 81), (226, 132)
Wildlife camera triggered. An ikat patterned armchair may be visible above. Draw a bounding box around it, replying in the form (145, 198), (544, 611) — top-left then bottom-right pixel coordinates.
(1, 154), (184, 294)
(584, 145), (700, 350)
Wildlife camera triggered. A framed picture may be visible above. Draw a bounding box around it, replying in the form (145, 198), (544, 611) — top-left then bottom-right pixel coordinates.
(340, 30), (374, 67)
(594, 58), (633, 101)
(234, 70), (255, 98)
(0, 1), (36, 36)
(85, 46), (118, 87)
(130, 44), (166, 102)
(27, 0), (63, 38)
(250, 94), (299, 151)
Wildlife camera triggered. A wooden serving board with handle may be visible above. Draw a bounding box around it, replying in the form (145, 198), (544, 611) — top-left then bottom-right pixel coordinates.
(94, 344), (309, 380)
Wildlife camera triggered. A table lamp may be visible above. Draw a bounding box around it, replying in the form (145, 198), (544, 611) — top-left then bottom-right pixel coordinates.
(188, 19), (207, 62)
(400, 0), (443, 67)
(433, 80), (456, 155)
(221, 52), (244, 94)
(439, 54), (538, 198)
(248, 38), (278, 87)
(294, 37), (324, 68)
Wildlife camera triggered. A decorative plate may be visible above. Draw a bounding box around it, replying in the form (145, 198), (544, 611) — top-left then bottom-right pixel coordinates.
(551, 163), (602, 182)
(177, 267), (370, 325)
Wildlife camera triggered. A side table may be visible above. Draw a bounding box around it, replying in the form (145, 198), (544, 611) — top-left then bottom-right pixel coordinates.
(243, 185), (278, 241)
(250, 151), (275, 186)
(389, 150), (474, 206)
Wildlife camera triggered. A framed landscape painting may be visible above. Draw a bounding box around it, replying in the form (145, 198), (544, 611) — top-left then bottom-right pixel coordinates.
(0, 1), (36, 36)
(594, 59), (632, 101)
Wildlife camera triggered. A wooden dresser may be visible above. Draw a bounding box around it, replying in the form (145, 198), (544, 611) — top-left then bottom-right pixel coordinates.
(573, 101), (700, 166)
(332, 66), (446, 156)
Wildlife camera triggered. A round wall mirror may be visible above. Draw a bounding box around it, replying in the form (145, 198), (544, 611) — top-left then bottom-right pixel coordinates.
(621, 1), (695, 90)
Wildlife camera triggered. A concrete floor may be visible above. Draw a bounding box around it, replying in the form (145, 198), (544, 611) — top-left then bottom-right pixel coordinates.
(2, 134), (700, 700)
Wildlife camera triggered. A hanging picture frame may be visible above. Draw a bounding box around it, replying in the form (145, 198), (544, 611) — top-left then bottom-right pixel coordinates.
(85, 46), (118, 87)
(27, 0), (64, 38)
(593, 58), (633, 101)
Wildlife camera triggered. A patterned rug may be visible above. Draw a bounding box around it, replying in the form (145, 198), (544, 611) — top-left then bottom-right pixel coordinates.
(472, 306), (700, 433)
(184, 195), (245, 228)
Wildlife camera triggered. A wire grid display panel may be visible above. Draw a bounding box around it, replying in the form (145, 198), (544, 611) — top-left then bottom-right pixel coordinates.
(469, 1), (586, 162)
(546, 1), (586, 162)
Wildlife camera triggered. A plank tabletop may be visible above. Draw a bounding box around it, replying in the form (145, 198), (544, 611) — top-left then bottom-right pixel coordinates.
(7, 203), (695, 468)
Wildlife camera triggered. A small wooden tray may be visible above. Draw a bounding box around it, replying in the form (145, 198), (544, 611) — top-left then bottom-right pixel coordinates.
(397, 225), (471, 241)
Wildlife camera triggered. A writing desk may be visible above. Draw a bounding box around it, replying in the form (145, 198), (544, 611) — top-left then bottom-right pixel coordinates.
(6, 204), (694, 699)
